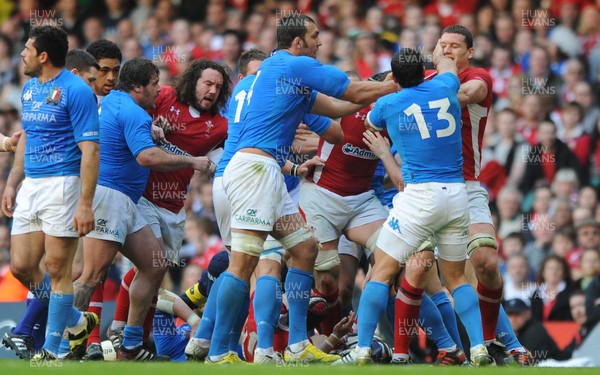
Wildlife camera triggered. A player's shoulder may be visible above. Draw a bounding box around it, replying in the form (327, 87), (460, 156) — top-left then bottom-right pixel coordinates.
(62, 70), (94, 94)
(460, 66), (492, 84)
(236, 74), (256, 90)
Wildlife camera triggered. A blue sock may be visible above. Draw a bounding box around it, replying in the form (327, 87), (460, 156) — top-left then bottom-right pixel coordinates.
(208, 273), (248, 357)
(357, 281), (389, 348)
(496, 305), (522, 351)
(229, 293), (249, 352)
(431, 291), (463, 350)
(66, 306), (82, 328)
(419, 293), (455, 350)
(254, 276), (282, 349)
(14, 297), (47, 336)
(194, 273), (224, 340)
(32, 274), (51, 305)
(385, 295), (395, 326)
(122, 325), (144, 350)
(32, 319), (47, 351)
(42, 293), (74, 355)
(285, 268), (313, 346)
(58, 337), (70, 357)
(451, 284), (484, 348)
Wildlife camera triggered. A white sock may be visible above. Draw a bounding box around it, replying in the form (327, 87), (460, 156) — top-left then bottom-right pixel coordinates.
(288, 339), (310, 353)
(392, 353), (409, 360)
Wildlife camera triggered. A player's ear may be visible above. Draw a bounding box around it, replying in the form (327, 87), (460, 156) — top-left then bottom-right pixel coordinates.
(467, 47), (475, 60)
(294, 37), (303, 48)
(70, 68), (79, 76)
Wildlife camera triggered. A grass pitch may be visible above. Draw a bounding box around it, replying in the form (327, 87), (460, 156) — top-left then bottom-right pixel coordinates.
(1, 360), (598, 375)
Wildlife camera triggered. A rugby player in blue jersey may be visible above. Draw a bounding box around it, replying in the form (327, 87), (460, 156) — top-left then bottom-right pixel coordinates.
(334, 44), (490, 365)
(1, 48), (100, 360)
(207, 14), (398, 365)
(1, 26), (100, 362)
(81, 57), (213, 361)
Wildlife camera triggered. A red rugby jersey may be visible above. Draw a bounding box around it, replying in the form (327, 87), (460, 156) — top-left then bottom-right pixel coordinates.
(144, 86), (227, 212)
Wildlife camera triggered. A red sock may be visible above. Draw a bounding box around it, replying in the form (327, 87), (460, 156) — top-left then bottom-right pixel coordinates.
(86, 283), (104, 346)
(477, 279), (503, 342)
(317, 290), (342, 336)
(394, 278), (424, 355)
(113, 268), (136, 323)
(142, 295), (158, 342)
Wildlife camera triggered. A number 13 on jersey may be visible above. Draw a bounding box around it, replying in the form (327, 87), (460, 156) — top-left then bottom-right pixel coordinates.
(403, 97), (458, 140)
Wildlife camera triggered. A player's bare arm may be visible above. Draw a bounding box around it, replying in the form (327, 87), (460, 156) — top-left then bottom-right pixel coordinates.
(340, 80), (398, 106)
(136, 146), (214, 173)
(1, 131), (26, 217)
(311, 93), (365, 118)
(456, 79), (488, 108)
(73, 140), (99, 236)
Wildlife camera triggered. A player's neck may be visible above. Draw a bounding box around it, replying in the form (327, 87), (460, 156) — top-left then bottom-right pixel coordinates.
(38, 66), (63, 83)
(457, 64), (469, 75)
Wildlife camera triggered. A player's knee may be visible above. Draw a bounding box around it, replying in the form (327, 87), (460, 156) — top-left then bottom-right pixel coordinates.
(43, 259), (69, 281)
(9, 261), (34, 284)
(472, 252), (499, 277)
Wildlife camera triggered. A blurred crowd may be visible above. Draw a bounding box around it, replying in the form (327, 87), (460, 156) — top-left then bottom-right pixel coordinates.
(1, 0), (600, 359)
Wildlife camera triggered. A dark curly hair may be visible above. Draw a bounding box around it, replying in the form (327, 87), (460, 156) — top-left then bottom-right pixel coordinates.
(175, 59), (231, 116)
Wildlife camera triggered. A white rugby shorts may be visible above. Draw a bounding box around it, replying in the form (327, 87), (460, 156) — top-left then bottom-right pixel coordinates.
(12, 176), (81, 237)
(377, 182), (470, 263)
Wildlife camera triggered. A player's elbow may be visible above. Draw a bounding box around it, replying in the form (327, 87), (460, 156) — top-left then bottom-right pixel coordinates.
(342, 85), (373, 106)
(136, 149), (156, 168)
(322, 121), (344, 144)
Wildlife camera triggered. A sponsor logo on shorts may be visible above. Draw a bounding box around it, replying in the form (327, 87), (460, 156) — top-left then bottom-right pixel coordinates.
(94, 218), (120, 238)
(246, 209), (257, 217)
(234, 214), (271, 226)
(341, 143), (378, 160)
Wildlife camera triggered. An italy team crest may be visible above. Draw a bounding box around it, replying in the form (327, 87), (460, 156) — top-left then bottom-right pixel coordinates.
(46, 88), (61, 104)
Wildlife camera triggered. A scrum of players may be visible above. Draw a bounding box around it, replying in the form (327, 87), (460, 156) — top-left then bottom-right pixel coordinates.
(1, 15), (535, 367)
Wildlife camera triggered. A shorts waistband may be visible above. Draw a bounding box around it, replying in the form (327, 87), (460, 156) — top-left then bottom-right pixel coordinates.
(465, 180), (481, 187)
(405, 182), (465, 190)
(232, 151), (280, 167)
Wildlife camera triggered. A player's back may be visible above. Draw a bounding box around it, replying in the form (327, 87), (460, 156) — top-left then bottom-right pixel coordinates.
(98, 90), (152, 203)
(215, 74), (256, 178)
(370, 72), (463, 184)
(235, 50), (349, 164)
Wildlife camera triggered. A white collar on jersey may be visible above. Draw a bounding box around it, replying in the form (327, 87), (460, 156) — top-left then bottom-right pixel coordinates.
(189, 105), (201, 118)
